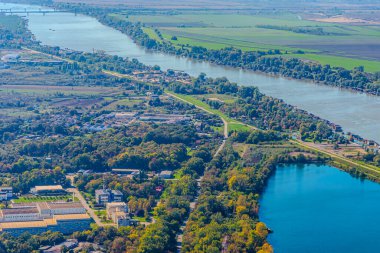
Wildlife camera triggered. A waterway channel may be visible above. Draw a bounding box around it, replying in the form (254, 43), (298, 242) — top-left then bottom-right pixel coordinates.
(2, 2), (380, 143)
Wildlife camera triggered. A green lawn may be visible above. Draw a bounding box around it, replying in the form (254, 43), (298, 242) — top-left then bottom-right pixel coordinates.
(228, 122), (252, 132)
(165, 91), (233, 122)
(13, 195), (76, 203)
(142, 27), (163, 42)
(166, 91), (255, 133)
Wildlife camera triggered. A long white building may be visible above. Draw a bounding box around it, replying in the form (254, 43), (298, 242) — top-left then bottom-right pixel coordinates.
(0, 201), (92, 236)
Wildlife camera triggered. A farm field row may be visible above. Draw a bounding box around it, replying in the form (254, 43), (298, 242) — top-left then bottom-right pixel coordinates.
(277, 53), (380, 73)
(117, 13), (380, 71)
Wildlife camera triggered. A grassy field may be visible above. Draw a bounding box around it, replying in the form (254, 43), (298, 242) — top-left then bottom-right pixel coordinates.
(165, 91), (254, 133)
(13, 195), (77, 203)
(113, 12), (380, 71)
(277, 53), (380, 73)
(142, 27), (163, 42)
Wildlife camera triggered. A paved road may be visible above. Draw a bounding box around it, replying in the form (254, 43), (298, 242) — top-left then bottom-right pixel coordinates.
(67, 188), (115, 227)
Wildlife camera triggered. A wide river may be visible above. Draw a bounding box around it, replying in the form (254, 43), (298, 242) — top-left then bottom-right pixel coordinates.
(260, 164), (380, 253)
(2, 3), (380, 143)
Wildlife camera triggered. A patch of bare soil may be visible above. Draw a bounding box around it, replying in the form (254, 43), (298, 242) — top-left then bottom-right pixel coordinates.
(307, 15), (380, 25)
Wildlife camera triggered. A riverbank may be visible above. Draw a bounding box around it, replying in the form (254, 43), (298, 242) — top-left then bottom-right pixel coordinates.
(20, 44), (380, 182)
(3, 2), (380, 179)
(3, 1), (380, 143)
(6, 1), (380, 96)
(91, 12), (380, 96)
(162, 90), (380, 181)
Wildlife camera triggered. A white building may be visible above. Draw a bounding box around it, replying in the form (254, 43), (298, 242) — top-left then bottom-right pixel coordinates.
(159, 170), (173, 179)
(36, 202), (86, 217)
(0, 208), (41, 222)
(0, 192), (8, 201)
(2, 202), (86, 222)
(113, 212), (137, 228)
(106, 202), (128, 219)
(1, 54), (20, 63)
(0, 187), (13, 201)
(106, 202), (137, 227)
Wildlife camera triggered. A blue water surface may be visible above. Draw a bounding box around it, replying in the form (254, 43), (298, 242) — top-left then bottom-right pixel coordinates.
(260, 164), (380, 253)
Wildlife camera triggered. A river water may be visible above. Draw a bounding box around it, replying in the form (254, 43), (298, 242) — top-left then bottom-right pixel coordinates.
(2, 3), (380, 143)
(260, 164), (380, 253)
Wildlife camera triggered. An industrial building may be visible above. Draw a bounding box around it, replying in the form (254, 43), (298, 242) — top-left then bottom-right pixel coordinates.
(0, 201), (91, 236)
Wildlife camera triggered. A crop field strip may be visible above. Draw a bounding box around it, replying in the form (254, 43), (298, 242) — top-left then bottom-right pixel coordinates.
(120, 12), (380, 71)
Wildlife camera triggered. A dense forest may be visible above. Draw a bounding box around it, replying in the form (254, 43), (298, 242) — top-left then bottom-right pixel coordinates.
(0, 123), (216, 173)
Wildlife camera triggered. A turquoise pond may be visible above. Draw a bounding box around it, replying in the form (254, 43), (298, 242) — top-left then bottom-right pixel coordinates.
(259, 164), (380, 253)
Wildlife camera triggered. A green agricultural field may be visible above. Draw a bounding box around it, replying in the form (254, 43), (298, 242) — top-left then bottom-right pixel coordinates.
(115, 12), (380, 71)
(142, 27), (163, 42)
(277, 53), (380, 73)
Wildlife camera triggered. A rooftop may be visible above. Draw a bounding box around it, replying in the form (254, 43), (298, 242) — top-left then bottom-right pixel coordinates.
(34, 185), (63, 191)
(54, 213), (91, 221)
(0, 207), (39, 215)
(160, 170), (173, 175)
(0, 220), (48, 230)
(95, 189), (110, 195)
(114, 211), (127, 218)
(10, 203), (38, 208)
(112, 168), (140, 173)
(47, 202), (84, 210)
(112, 190), (123, 195)
(106, 202), (127, 208)
(37, 202), (50, 211)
